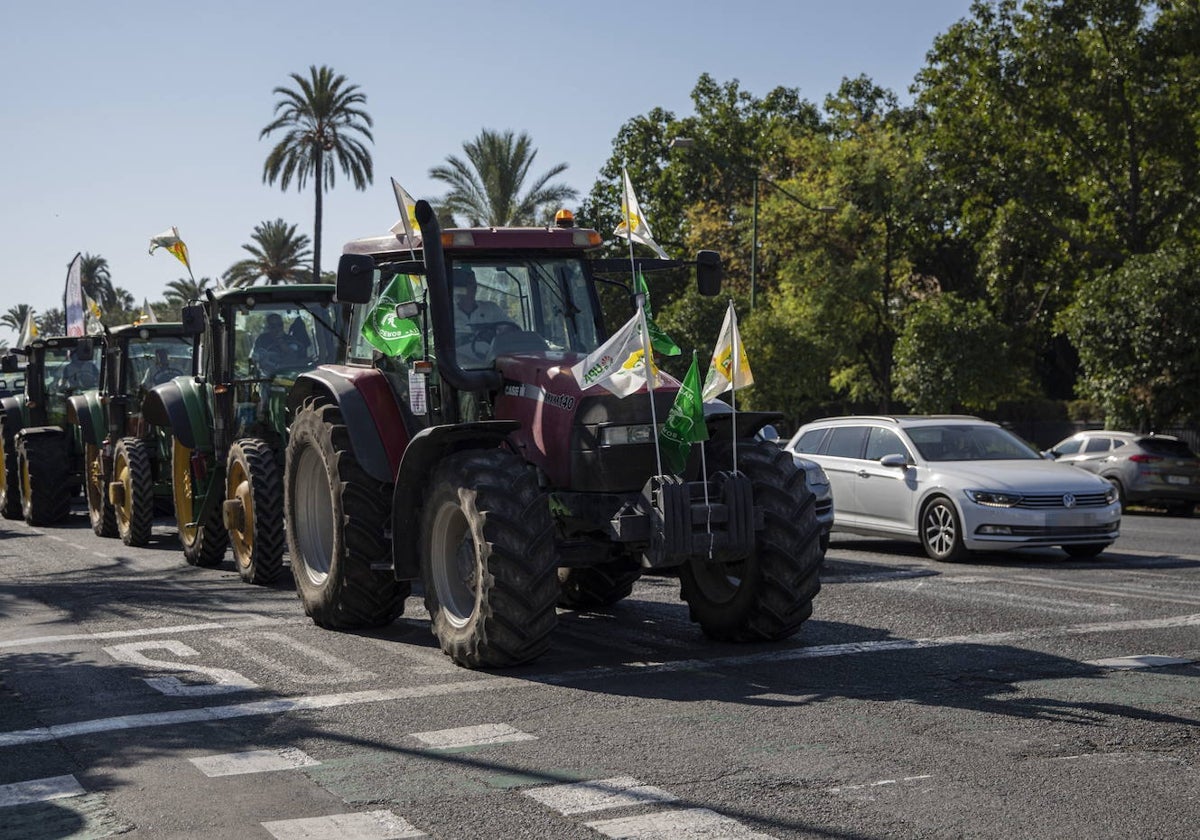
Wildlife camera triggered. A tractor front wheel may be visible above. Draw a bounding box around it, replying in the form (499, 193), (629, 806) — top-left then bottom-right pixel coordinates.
(680, 438), (823, 642)
(420, 449), (559, 668)
(18, 433), (72, 526)
(113, 438), (155, 547)
(85, 443), (117, 537)
(226, 438), (284, 584)
(286, 402), (408, 628)
(172, 438), (227, 567)
(1, 421), (23, 520)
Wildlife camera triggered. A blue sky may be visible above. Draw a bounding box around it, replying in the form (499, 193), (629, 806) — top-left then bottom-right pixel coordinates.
(0, 0), (974, 344)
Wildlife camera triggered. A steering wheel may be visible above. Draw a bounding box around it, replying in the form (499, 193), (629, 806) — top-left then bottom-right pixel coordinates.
(459, 320), (520, 357)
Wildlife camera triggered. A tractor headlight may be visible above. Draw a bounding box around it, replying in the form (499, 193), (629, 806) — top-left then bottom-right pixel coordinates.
(599, 424), (657, 446)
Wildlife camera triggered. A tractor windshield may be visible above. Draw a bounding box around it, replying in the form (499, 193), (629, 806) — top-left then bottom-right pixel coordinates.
(450, 256), (601, 369)
(126, 336), (194, 392)
(46, 345), (99, 395)
(233, 302), (345, 380)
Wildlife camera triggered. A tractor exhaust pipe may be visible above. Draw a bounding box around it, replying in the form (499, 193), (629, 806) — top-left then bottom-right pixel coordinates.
(414, 200), (502, 394)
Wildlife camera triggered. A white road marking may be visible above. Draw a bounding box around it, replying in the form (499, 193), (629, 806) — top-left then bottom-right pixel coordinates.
(45, 534), (64, 542)
(212, 631), (376, 685)
(0, 774), (86, 808)
(1086, 654), (1194, 669)
(67, 543), (87, 551)
(524, 776), (677, 815)
(103, 639), (259, 696)
(828, 774), (933, 794)
(837, 569), (938, 584)
(410, 723), (536, 750)
(2, 613), (1197, 749)
(262, 810), (426, 839)
(190, 747), (319, 777)
(586, 807), (776, 839)
(887, 578), (1124, 615)
(0, 678), (523, 747)
(0, 616), (279, 650)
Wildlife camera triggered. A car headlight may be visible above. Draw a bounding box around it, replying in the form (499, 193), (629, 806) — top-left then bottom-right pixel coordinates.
(1105, 486), (1119, 505)
(599, 423), (658, 446)
(964, 489), (1023, 507)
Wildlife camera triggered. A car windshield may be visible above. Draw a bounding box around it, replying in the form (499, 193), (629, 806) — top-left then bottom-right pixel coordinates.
(907, 424), (1042, 461)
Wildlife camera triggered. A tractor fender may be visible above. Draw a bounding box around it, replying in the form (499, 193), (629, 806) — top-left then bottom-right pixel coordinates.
(390, 421), (520, 580)
(704, 409), (785, 441)
(290, 367), (413, 485)
(16, 425), (66, 442)
(141, 376), (212, 452)
(66, 392), (105, 447)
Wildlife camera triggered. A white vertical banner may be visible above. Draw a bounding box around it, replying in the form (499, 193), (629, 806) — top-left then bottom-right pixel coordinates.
(64, 253), (84, 337)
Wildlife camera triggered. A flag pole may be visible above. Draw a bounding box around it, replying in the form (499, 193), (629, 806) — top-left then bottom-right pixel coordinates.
(621, 165), (664, 478)
(727, 299), (739, 473)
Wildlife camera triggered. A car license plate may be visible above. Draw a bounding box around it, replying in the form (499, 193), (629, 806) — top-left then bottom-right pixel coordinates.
(1167, 475), (1191, 485)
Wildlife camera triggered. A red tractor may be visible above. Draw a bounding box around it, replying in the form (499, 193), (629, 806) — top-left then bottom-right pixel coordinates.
(284, 201), (823, 668)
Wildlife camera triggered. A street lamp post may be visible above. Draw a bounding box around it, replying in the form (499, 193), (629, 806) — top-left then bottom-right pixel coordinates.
(750, 174), (837, 309)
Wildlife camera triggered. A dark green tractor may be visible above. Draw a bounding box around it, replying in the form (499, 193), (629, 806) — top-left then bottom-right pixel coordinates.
(0, 336), (98, 525)
(142, 285), (349, 583)
(69, 323), (194, 546)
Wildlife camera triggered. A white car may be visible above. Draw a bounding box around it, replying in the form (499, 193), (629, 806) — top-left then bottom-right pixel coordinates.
(785, 415), (1121, 562)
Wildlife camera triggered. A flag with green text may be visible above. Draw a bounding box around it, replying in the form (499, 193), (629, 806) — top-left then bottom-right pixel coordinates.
(659, 351), (708, 473)
(361, 274), (423, 360)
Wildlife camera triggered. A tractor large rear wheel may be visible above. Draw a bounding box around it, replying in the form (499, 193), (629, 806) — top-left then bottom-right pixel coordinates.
(286, 402), (408, 628)
(226, 438), (284, 584)
(18, 433), (72, 526)
(85, 443), (117, 537)
(679, 438), (823, 642)
(113, 438), (154, 547)
(420, 449), (559, 668)
(172, 438), (228, 567)
(0, 421), (22, 520)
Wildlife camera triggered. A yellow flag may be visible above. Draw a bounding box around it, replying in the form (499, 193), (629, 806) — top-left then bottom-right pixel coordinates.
(149, 226), (191, 270)
(388, 178), (421, 242)
(702, 301), (753, 400)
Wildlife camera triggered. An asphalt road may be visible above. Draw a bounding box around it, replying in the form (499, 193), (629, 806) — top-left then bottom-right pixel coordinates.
(1, 504), (1197, 839)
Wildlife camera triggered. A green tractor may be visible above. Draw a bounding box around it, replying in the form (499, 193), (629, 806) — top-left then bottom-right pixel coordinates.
(68, 323), (194, 546)
(142, 285), (349, 583)
(0, 336), (99, 525)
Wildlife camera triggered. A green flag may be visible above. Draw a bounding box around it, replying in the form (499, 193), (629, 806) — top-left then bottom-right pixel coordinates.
(361, 274), (423, 360)
(635, 270), (681, 357)
(659, 351), (708, 473)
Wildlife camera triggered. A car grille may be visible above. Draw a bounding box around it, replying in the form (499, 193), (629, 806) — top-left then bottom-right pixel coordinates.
(1016, 491), (1111, 509)
(1003, 525), (1120, 538)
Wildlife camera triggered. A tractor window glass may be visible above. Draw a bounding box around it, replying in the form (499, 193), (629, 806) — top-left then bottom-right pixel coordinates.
(128, 336), (194, 391)
(47, 345), (98, 394)
(235, 303), (344, 379)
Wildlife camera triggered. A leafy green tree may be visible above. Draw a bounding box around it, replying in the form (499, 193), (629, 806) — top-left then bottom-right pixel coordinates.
(164, 277), (214, 303)
(894, 292), (1030, 413)
(2, 304), (32, 335)
(39, 308), (65, 336)
(223, 219), (313, 287)
(261, 65), (374, 283)
(79, 253), (118, 311)
(1059, 247), (1200, 430)
(429, 129), (577, 226)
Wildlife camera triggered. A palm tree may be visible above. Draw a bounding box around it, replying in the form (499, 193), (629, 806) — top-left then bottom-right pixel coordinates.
(2, 304), (32, 335)
(80, 253), (118, 311)
(429, 129), (578, 226)
(260, 65), (374, 282)
(163, 277), (213, 303)
(223, 219), (313, 287)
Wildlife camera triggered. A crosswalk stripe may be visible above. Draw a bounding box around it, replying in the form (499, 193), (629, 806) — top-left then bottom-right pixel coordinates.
(524, 776), (676, 815)
(0, 775), (85, 808)
(190, 747), (319, 777)
(585, 806), (777, 839)
(410, 723), (535, 750)
(262, 810), (425, 839)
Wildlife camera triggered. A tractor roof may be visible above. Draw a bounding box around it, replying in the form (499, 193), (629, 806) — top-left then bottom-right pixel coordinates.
(107, 322), (188, 340)
(212, 284), (337, 305)
(342, 226), (603, 261)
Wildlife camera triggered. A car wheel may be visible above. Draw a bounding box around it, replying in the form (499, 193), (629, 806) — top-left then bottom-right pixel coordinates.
(920, 497), (968, 562)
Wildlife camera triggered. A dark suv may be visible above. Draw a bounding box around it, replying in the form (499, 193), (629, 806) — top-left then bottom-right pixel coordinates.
(1047, 431), (1199, 516)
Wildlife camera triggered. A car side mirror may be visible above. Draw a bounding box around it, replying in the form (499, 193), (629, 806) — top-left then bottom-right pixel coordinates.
(880, 453), (908, 468)
(695, 250), (722, 296)
(336, 254), (376, 304)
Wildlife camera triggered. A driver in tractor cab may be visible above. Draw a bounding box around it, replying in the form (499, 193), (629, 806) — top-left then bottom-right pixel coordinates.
(251, 312), (306, 374)
(141, 347), (184, 389)
(59, 345), (99, 391)
(453, 266), (507, 366)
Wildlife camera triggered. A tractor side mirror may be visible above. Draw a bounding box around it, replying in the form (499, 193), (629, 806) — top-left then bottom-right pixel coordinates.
(1, 354), (17, 374)
(695, 250), (722, 296)
(336, 254), (376, 303)
(181, 304), (206, 335)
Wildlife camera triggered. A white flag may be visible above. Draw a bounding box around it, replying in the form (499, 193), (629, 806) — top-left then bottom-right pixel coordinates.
(64, 253), (84, 337)
(614, 168), (670, 260)
(143, 298), (159, 324)
(702, 300), (754, 400)
(388, 178), (421, 242)
(571, 309), (659, 398)
(84, 291), (104, 335)
(17, 310), (38, 348)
